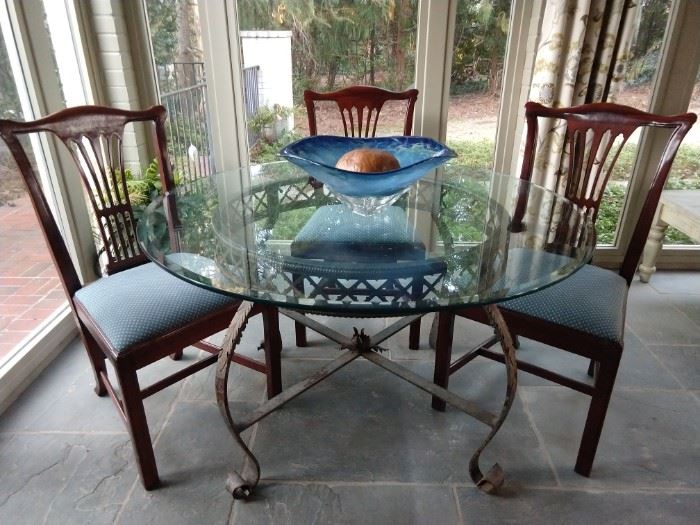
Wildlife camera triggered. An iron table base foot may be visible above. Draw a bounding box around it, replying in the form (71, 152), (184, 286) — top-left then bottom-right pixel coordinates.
(469, 305), (518, 493)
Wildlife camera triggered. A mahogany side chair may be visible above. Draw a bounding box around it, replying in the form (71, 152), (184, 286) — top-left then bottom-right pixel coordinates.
(304, 85), (418, 137)
(0, 105), (282, 490)
(431, 101), (695, 477)
(291, 86), (424, 347)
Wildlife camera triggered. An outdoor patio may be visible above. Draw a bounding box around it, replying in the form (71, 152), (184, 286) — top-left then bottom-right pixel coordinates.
(0, 271), (697, 524)
(0, 195), (64, 360)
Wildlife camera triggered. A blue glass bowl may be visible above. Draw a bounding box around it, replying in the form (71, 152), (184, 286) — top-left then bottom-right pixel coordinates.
(279, 135), (456, 198)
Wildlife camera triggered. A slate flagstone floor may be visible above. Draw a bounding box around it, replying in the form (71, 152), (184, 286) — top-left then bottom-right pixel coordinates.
(0, 272), (698, 524)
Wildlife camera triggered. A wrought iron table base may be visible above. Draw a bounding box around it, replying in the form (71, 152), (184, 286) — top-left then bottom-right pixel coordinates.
(215, 301), (517, 499)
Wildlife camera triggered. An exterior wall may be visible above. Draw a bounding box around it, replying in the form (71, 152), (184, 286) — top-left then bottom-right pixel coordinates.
(240, 31), (294, 129)
(86, 0), (151, 172)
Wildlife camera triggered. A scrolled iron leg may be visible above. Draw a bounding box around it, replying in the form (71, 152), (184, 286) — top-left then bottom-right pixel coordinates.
(468, 304), (518, 494)
(215, 300), (261, 500)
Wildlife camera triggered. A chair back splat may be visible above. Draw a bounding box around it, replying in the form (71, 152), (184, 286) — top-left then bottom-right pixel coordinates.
(0, 105), (174, 281)
(304, 85), (418, 137)
(517, 101), (695, 284)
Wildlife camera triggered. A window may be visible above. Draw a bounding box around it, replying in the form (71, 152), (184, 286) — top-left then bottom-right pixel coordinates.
(597, 0), (700, 263)
(0, 1), (65, 367)
(0, 0), (90, 404)
(236, 0), (420, 162)
(145, 0), (212, 183)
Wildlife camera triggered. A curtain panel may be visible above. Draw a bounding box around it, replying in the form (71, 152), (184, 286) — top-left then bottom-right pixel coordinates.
(527, 0), (639, 191)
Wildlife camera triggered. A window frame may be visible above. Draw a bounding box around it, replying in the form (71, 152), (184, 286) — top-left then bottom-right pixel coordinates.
(0, 0), (95, 410)
(594, 0), (700, 270)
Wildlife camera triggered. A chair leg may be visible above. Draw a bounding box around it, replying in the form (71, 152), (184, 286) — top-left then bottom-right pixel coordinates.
(292, 272), (307, 347)
(575, 357), (620, 477)
(262, 306), (283, 398)
(431, 311), (455, 411)
(82, 330), (108, 397)
(428, 314), (438, 350)
(408, 318), (421, 350)
(586, 359), (597, 378)
(170, 349), (184, 360)
(294, 320), (308, 347)
(116, 366), (159, 490)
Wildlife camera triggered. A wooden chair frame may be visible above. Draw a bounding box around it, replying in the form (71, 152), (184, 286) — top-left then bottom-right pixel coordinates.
(304, 85), (418, 138)
(433, 101), (696, 477)
(0, 105), (282, 490)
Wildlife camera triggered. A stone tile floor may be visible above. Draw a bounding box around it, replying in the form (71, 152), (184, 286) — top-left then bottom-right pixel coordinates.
(0, 272), (698, 524)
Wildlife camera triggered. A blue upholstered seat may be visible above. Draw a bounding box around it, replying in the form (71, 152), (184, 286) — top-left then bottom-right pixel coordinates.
(501, 263), (627, 344)
(291, 204), (425, 260)
(74, 262), (236, 353)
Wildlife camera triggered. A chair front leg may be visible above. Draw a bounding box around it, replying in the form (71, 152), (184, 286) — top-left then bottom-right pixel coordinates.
(294, 320), (308, 347)
(575, 356), (620, 476)
(116, 366), (159, 490)
(81, 328), (108, 397)
(408, 318), (421, 350)
(431, 311), (455, 411)
(262, 306), (283, 398)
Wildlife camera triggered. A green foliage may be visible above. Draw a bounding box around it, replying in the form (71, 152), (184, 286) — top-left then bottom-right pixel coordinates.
(447, 139), (495, 169)
(0, 33), (21, 118)
(142, 181), (219, 262)
(111, 159), (183, 222)
(625, 45), (661, 87)
(570, 141), (700, 245)
(246, 104), (299, 163)
(446, 138), (700, 246)
(631, 0), (670, 61)
(238, 0), (418, 96)
(451, 0), (511, 95)
(124, 159), (165, 208)
(270, 207), (315, 239)
(596, 182), (626, 245)
(145, 0), (178, 67)
(248, 105), (294, 136)
(250, 131), (302, 163)
(624, 1), (670, 86)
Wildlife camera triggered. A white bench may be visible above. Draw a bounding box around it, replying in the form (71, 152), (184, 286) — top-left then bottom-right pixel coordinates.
(638, 189), (700, 282)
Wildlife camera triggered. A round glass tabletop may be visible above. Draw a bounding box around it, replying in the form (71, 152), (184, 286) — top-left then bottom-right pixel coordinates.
(137, 162), (595, 315)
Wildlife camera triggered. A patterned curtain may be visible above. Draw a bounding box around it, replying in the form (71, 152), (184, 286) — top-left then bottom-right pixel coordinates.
(527, 0), (640, 190)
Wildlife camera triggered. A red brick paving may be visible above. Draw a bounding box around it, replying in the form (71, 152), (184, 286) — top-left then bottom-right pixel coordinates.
(0, 195), (67, 363)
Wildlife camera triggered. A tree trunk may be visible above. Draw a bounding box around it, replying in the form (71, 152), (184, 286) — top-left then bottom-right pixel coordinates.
(390, 0), (410, 90)
(176, 0), (195, 87)
(488, 54), (500, 95)
(389, 2), (400, 90)
(327, 59), (339, 91)
(369, 25), (376, 85)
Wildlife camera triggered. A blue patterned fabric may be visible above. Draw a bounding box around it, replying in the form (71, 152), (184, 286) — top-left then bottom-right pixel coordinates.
(291, 205), (425, 260)
(501, 263), (627, 343)
(74, 262), (236, 353)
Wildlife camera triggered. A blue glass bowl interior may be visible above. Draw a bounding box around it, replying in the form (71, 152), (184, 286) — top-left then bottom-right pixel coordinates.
(279, 135), (456, 197)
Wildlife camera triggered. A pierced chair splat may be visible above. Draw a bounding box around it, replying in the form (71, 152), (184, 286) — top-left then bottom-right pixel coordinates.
(431, 101), (696, 477)
(304, 85), (418, 138)
(0, 105), (282, 491)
